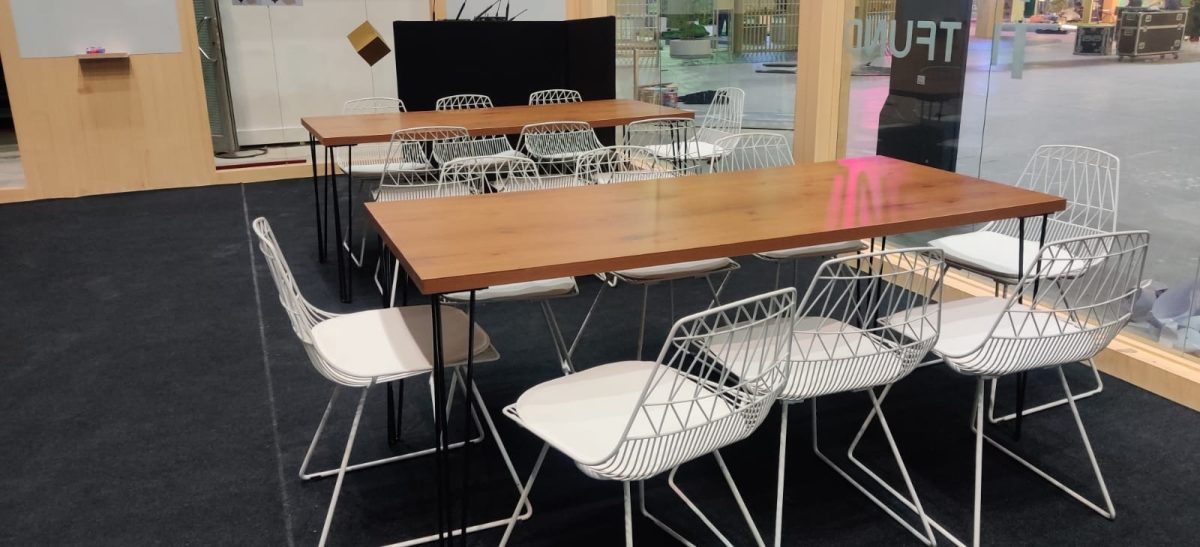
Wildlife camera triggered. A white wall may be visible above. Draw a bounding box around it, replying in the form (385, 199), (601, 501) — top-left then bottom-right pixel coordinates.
(220, 0), (430, 145)
(445, 1), (565, 21)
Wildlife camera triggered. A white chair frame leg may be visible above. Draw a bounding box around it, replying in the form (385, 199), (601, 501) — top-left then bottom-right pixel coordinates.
(986, 359), (1104, 424)
(310, 372), (533, 547)
(299, 371), (483, 481)
(798, 394), (938, 547)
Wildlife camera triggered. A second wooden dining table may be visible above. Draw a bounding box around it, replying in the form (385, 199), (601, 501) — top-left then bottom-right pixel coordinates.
(301, 98), (694, 302)
(365, 155), (1067, 545)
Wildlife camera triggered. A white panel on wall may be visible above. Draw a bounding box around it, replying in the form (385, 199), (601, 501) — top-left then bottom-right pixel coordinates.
(220, 0), (432, 145)
(445, 0), (565, 21)
(10, 0), (182, 58)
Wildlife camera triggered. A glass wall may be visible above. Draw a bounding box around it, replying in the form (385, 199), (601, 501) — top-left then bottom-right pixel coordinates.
(846, 0), (1200, 359)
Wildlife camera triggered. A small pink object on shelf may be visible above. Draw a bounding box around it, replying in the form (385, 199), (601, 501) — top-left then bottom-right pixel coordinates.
(85, 46), (106, 54)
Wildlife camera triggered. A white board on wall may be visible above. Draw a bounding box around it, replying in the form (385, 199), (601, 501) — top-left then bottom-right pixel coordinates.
(9, 0), (182, 58)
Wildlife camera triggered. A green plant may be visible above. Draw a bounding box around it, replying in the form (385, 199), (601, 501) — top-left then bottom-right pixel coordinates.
(678, 22), (709, 39)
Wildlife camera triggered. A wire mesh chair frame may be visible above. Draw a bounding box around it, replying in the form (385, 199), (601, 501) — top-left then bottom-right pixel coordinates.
(528, 88), (583, 105)
(253, 217), (531, 547)
(500, 289), (796, 546)
(336, 97), (408, 177)
(517, 121), (604, 174)
(374, 126), (471, 198)
(573, 145), (686, 185)
(863, 231), (1150, 547)
(435, 93), (494, 111)
(623, 117), (710, 172)
(708, 132), (792, 174)
(940, 231), (1149, 377)
(433, 135), (523, 165)
(697, 87), (745, 146)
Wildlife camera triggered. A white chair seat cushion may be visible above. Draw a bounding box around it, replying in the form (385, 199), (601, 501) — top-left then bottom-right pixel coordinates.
(336, 159), (431, 178)
(614, 257), (737, 282)
(756, 240), (868, 261)
(644, 141), (727, 161)
(930, 231), (1083, 280)
(510, 361), (732, 465)
(884, 297), (1082, 365)
(473, 150), (528, 165)
(443, 277), (577, 302)
(311, 305), (495, 383)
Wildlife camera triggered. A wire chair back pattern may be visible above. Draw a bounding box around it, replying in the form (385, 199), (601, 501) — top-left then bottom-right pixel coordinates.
(433, 135), (521, 165)
(624, 117), (701, 165)
(253, 217), (363, 386)
(709, 132), (793, 173)
(438, 155), (544, 195)
(375, 126), (470, 202)
(343, 97), (406, 114)
(574, 145), (684, 185)
(577, 288), (796, 481)
(528, 89), (583, 105)
(985, 145), (1120, 243)
(785, 249), (946, 400)
(945, 231), (1149, 377)
(518, 121), (604, 162)
(337, 98), (407, 174)
(435, 93), (494, 111)
(697, 87), (745, 144)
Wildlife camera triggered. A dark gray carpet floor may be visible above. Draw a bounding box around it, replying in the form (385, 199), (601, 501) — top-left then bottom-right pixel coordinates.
(1, 179), (1197, 546)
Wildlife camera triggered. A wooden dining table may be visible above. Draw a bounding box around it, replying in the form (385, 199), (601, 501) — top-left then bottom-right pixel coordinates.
(365, 154), (1067, 544)
(300, 99), (694, 302)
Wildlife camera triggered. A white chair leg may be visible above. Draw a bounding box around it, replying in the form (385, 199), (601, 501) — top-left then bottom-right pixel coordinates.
(971, 369), (1116, 527)
(498, 443), (549, 547)
(705, 271), (733, 309)
(566, 282), (608, 369)
(812, 397), (944, 546)
(637, 480), (692, 545)
(318, 381), (371, 547)
(665, 465), (732, 546)
(986, 359), (1105, 423)
(774, 402), (789, 547)
(540, 301), (576, 375)
(624, 482), (635, 547)
(772, 262), (782, 291)
(299, 387), (341, 479)
(713, 449), (766, 547)
(972, 377), (985, 547)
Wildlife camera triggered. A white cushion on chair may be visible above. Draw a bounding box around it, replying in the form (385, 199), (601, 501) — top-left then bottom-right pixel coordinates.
(756, 241), (868, 261)
(884, 297), (1081, 361)
(930, 231), (1084, 280)
(312, 305), (496, 382)
(443, 277), (577, 303)
(336, 159), (431, 178)
(509, 361), (732, 465)
(644, 141), (727, 161)
(614, 257), (737, 282)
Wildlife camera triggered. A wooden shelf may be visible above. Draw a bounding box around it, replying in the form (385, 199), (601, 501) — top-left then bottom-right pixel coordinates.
(76, 53), (129, 61)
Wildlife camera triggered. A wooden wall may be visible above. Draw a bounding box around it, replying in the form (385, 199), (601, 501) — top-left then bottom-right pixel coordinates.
(0, 0), (215, 204)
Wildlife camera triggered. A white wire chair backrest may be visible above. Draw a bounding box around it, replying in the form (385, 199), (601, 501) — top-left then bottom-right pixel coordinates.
(437, 155), (541, 196)
(623, 117), (700, 153)
(338, 98), (407, 168)
(709, 132), (793, 173)
(986, 145), (1120, 242)
(377, 126), (470, 198)
(950, 231), (1150, 377)
(786, 248), (946, 400)
(343, 97), (406, 114)
(698, 87), (744, 143)
(518, 121), (603, 161)
(574, 145), (683, 185)
(582, 288), (796, 479)
(433, 135), (516, 165)
(528, 88), (583, 105)
(435, 94), (494, 111)
(252, 218), (356, 386)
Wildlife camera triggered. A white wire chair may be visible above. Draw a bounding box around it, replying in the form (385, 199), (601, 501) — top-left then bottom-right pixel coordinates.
(251, 217), (530, 547)
(334, 97), (407, 266)
(755, 248), (946, 547)
(433, 135), (527, 165)
(528, 88), (583, 105)
(710, 132), (867, 284)
(570, 146), (740, 361)
(435, 93), (494, 111)
(623, 117), (708, 172)
(877, 230), (1150, 547)
(696, 87), (745, 149)
(517, 121), (604, 179)
(930, 145), (1121, 423)
(498, 288), (797, 546)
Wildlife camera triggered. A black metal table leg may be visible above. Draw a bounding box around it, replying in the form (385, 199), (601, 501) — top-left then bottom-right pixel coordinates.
(309, 134), (325, 263)
(430, 297), (449, 545)
(1015, 216), (1028, 439)
(461, 291), (477, 543)
(344, 145), (354, 302)
(327, 146), (347, 303)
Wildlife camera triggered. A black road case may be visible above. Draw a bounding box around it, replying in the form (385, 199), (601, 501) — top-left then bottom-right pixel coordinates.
(1116, 9), (1187, 60)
